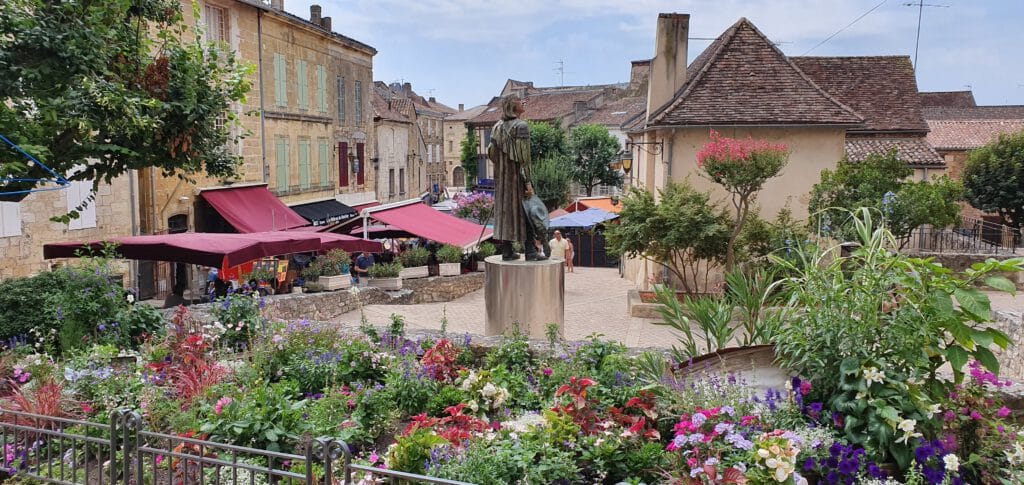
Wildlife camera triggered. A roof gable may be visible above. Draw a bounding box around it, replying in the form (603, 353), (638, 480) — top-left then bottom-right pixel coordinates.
(649, 18), (862, 127)
(469, 88), (603, 125)
(791, 56), (927, 133)
(919, 91), (977, 109)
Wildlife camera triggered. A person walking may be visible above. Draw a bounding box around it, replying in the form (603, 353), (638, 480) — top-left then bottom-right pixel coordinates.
(548, 230), (571, 270)
(565, 237), (575, 273)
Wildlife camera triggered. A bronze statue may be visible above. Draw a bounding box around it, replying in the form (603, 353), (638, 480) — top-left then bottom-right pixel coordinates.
(487, 95), (548, 261)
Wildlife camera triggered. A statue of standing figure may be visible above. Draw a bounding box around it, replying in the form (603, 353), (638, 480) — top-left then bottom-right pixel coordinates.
(487, 95), (549, 261)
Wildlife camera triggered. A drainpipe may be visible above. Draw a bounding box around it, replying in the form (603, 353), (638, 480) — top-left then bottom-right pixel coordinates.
(257, 10), (268, 183)
(128, 169), (139, 290)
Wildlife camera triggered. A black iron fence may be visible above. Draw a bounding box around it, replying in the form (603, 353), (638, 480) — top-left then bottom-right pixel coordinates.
(1, 409), (472, 485)
(908, 217), (1021, 254)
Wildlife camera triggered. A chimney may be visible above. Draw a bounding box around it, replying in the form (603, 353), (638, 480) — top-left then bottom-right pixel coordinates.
(573, 100), (588, 122)
(402, 82), (412, 94)
(269, 0), (283, 10)
(629, 59), (652, 96)
(458, 103), (464, 112)
(646, 13), (689, 121)
(428, 96), (436, 103)
(309, 5), (321, 24)
(321, 16), (332, 31)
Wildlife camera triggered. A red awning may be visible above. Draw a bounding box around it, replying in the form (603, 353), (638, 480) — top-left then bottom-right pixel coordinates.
(200, 185), (308, 232)
(365, 202), (492, 248)
(43, 231), (383, 267)
(351, 201), (381, 213)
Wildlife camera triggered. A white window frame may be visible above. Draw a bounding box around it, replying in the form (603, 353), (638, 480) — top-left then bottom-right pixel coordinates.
(0, 202), (21, 237)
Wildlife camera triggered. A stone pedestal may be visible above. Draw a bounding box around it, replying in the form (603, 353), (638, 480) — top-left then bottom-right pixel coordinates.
(484, 255), (564, 339)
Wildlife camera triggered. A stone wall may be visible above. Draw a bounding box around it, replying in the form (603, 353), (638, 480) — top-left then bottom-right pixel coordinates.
(991, 310), (1024, 381)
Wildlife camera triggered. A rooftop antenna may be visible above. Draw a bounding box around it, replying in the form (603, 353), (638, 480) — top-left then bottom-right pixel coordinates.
(553, 59), (574, 86)
(904, 1), (949, 68)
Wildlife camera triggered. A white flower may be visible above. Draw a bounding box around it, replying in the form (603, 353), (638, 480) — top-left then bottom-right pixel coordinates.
(480, 383), (497, 398)
(774, 467), (789, 481)
(926, 403), (941, 419)
(757, 448), (770, 458)
(126, 293), (135, 304)
(943, 454), (960, 472)
(897, 419), (916, 433)
(765, 458), (780, 469)
(467, 400), (479, 413)
(863, 366), (886, 385)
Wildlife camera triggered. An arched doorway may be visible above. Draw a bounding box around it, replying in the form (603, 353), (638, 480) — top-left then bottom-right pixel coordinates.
(452, 166), (465, 187)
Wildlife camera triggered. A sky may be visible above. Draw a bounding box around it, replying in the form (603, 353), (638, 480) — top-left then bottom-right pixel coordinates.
(281, 0), (1024, 110)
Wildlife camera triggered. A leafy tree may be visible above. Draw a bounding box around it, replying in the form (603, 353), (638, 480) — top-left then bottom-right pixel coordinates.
(568, 124), (622, 197)
(605, 181), (730, 293)
(809, 150), (962, 245)
(527, 120), (568, 162)
(0, 0), (253, 220)
(459, 127), (479, 185)
(531, 156), (572, 211)
(962, 130), (1024, 230)
(697, 130), (789, 271)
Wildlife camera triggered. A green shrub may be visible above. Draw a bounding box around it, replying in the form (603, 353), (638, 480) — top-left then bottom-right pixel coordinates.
(426, 385), (470, 417)
(368, 261), (402, 278)
(436, 245), (463, 264)
(386, 359), (437, 416)
(209, 291), (264, 350)
(485, 326), (532, 373)
(0, 271), (63, 342)
(476, 241), (496, 259)
(399, 247), (430, 267)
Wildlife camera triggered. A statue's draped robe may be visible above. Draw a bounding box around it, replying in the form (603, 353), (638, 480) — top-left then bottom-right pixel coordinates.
(487, 118), (531, 242)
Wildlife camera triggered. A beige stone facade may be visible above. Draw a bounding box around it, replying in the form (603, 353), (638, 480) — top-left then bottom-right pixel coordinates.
(443, 105), (487, 189)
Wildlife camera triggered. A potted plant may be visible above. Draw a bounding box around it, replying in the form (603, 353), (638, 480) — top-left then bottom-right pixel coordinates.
(476, 241), (496, 271)
(368, 261), (403, 290)
(318, 249), (351, 290)
(437, 245), (463, 276)
(398, 246), (430, 279)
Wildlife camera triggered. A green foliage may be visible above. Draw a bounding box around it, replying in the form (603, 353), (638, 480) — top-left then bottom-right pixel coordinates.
(476, 241), (496, 259)
(368, 261), (402, 278)
(724, 268), (777, 346)
(605, 181), (731, 293)
(199, 381), (308, 453)
(0, 271), (66, 343)
(531, 155), (574, 211)
(388, 428), (449, 475)
(209, 291), (264, 350)
(0, 0), (252, 216)
(436, 245), (463, 264)
(280, 338), (385, 394)
(653, 289), (731, 361)
(809, 150), (962, 243)
(485, 325), (533, 373)
(568, 124), (622, 196)
(426, 385), (469, 417)
(528, 121), (569, 161)
(39, 262), (131, 354)
(386, 359), (438, 416)
(962, 130), (1024, 229)
(459, 126), (479, 185)
(398, 246), (430, 267)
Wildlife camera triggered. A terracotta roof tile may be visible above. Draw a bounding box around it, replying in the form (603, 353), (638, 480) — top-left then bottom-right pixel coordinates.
(922, 106), (1024, 120)
(791, 56), (927, 132)
(446, 105), (488, 122)
(919, 91), (977, 109)
(648, 18), (862, 127)
(469, 89), (603, 125)
(845, 138), (944, 166)
(926, 120), (1024, 150)
(371, 90), (410, 123)
(581, 96), (647, 127)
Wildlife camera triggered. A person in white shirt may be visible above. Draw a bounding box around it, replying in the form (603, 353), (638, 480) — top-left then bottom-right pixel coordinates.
(548, 230), (572, 271)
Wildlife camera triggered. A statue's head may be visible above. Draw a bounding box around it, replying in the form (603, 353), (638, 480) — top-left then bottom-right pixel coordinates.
(500, 95), (524, 120)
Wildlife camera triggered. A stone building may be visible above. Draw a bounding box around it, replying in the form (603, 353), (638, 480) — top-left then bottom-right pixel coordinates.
(371, 83), (414, 204)
(136, 0), (376, 298)
(443, 104), (488, 190)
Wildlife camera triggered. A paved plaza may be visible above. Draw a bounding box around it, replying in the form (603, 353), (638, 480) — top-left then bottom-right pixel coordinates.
(330, 267), (1024, 349)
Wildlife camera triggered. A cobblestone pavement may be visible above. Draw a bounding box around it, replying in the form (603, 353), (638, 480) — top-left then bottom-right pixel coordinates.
(330, 266), (683, 348)
(327, 267), (1024, 350)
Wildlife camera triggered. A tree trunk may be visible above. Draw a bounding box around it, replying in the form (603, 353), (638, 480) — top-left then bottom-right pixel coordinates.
(725, 194), (750, 272)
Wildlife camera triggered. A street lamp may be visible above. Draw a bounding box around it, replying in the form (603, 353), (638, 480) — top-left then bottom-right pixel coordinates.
(619, 149), (633, 186)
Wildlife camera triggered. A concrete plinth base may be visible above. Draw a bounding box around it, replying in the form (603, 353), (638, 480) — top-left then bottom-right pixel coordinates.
(484, 255), (564, 339)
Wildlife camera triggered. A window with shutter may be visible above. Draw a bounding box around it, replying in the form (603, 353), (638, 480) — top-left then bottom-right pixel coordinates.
(399, 168), (405, 195)
(356, 142), (365, 185)
(337, 77), (346, 122)
(388, 169), (395, 196)
(298, 139), (310, 189)
(316, 65), (327, 113)
(296, 60), (308, 110)
(354, 81), (363, 122)
(318, 139), (330, 187)
(67, 180), (97, 230)
(275, 136), (289, 192)
(0, 202), (22, 238)
(274, 54), (287, 107)
(204, 5), (227, 44)
(338, 142), (349, 187)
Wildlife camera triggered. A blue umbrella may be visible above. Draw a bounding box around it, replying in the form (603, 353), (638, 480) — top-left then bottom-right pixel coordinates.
(549, 207), (618, 228)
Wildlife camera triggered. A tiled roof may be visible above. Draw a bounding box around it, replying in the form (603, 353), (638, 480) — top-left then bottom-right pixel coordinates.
(446, 105), (488, 122)
(845, 138), (944, 166)
(581, 96), (647, 128)
(922, 106), (1024, 120)
(919, 91), (977, 109)
(371, 90), (410, 123)
(469, 89), (604, 125)
(791, 56), (927, 133)
(926, 119), (1024, 150)
(648, 18), (862, 127)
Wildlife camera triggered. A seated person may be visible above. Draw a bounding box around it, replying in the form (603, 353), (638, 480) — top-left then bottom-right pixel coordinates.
(353, 251), (375, 283)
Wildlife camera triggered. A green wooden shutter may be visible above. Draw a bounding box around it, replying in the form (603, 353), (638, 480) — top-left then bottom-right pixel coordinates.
(299, 139), (310, 189)
(316, 65), (327, 113)
(275, 137), (289, 192)
(336, 77), (345, 122)
(318, 139), (329, 187)
(297, 60), (308, 110)
(274, 54), (287, 107)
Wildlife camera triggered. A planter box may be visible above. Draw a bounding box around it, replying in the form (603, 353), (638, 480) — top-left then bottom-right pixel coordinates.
(369, 277), (402, 290)
(439, 262), (461, 276)
(320, 274), (351, 291)
(291, 286), (304, 294)
(399, 266), (429, 279)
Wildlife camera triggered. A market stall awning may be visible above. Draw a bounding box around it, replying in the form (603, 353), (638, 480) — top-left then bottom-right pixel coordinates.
(550, 207), (619, 228)
(200, 185), (308, 232)
(348, 224), (417, 240)
(316, 232), (384, 254)
(43, 231), (323, 268)
(363, 201), (492, 248)
(290, 199), (357, 227)
(566, 197), (623, 214)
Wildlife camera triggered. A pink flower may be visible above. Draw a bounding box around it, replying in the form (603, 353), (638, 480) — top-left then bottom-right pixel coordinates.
(944, 410), (956, 422)
(542, 367), (553, 376)
(799, 381), (812, 396)
(80, 402), (94, 414)
(214, 397), (233, 415)
(368, 452), (380, 464)
(997, 406), (1011, 418)
(970, 411), (983, 420)
(155, 455), (164, 466)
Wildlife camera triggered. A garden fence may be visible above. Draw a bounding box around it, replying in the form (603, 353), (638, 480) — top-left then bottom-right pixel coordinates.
(1, 409), (472, 485)
(907, 217), (1021, 254)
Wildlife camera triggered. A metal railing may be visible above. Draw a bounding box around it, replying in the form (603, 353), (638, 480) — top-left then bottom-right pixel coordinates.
(1, 409), (473, 485)
(908, 217), (1022, 254)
